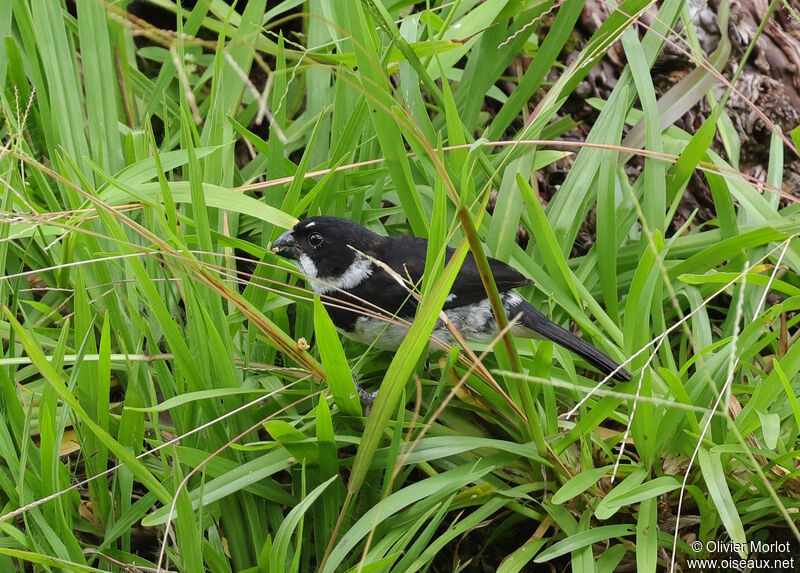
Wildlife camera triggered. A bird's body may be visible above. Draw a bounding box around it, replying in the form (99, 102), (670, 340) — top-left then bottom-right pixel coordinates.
(272, 216), (631, 381)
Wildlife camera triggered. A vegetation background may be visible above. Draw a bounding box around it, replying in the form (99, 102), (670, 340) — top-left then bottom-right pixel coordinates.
(0, 0), (799, 571)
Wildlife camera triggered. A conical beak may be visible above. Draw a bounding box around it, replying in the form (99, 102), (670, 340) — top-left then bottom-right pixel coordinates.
(271, 230), (300, 259)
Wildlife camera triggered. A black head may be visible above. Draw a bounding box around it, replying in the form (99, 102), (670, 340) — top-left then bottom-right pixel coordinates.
(271, 216), (383, 282)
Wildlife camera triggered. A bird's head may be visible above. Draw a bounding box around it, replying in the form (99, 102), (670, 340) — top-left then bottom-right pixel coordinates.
(271, 216), (381, 291)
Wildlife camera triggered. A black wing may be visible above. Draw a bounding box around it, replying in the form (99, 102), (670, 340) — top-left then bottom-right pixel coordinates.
(379, 236), (531, 309)
(322, 235), (530, 332)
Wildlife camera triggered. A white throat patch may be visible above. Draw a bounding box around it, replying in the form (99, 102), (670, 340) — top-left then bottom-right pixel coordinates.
(297, 253), (374, 294)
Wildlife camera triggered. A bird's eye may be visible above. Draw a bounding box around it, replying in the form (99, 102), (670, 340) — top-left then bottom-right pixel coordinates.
(308, 232), (324, 247)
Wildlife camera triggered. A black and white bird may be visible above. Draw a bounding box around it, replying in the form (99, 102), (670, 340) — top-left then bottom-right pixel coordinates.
(272, 216), (631, 382)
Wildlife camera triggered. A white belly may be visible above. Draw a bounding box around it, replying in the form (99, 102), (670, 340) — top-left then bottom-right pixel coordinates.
(346, 295), (531, 351)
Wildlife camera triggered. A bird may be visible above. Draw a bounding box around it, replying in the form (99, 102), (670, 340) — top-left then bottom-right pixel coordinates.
(271, 216), (632, 382)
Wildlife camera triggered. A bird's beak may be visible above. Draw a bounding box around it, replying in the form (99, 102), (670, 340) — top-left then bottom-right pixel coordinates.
(271, 230), (300, 259)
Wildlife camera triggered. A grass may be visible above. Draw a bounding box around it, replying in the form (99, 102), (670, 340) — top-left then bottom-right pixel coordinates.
(1, 0), (799, 571)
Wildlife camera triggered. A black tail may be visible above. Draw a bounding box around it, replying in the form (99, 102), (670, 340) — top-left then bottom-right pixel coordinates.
(516, 301), (632, 382)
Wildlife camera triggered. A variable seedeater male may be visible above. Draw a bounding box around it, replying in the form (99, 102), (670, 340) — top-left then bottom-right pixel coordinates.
(272, 216), (631, 381)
